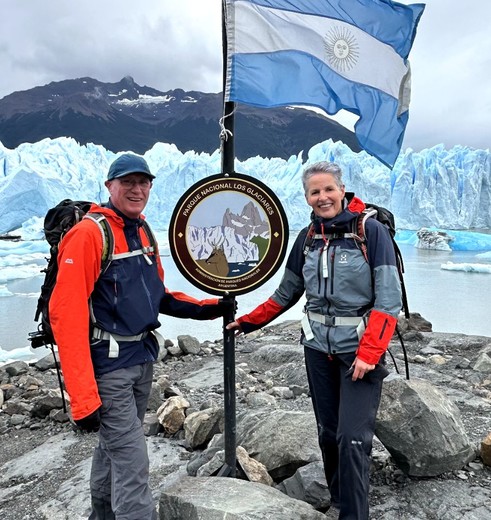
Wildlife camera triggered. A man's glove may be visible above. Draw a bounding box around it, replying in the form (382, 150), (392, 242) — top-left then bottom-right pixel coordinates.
(74, 409), (101, 433)
(217, 297), (238, 317)
(194, 297), (238, 320)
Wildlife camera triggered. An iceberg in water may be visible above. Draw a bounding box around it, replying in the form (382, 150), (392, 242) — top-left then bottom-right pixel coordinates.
(441, 262), (491, 274)
(0, 344), (39, 364)
(415, 228), (454, 251)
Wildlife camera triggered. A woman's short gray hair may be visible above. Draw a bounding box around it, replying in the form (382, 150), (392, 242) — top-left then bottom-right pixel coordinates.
(302, 162), (344, 194)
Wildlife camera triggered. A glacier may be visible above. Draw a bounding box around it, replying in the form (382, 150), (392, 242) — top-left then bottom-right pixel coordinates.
(0, 137), (490, 237)
(188, 225), (258, 264)
(1, 136), (490, 366)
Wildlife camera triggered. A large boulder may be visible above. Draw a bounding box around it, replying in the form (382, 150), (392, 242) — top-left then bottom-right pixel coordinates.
(473, 346), (491, 372)
(376, 376), (474, 476)
(184, 407), (224, 449)
(159, 476), (326, 520)
(232, 409), (320, 481)
(481, 432), (491, 467)
(194, 409), (321, 482)
(250, 343), (305, 365)
(3, 361), (29, 377)
(276, 461), (330, 510)
(30, 389), (66, 419)
(177, 335), (201, 355)
(157, 396), (190, 434)
(195, 446), (274, 487)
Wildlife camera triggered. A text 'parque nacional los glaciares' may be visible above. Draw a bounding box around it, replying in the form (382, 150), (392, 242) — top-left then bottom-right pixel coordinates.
(182, 181), (275, 217)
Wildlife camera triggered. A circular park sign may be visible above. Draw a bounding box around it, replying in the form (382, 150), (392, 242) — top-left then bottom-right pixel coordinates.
(169, 172), (289, 296)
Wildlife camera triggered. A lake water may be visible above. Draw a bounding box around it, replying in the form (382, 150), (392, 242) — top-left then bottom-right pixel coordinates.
(1, 240), (490, 357)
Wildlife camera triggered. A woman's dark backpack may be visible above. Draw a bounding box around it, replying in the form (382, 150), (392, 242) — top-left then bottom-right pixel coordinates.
(354, 204), (409, 320)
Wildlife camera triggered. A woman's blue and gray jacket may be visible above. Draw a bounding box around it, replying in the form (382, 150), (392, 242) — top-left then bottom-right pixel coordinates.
(237, 194), (402, 364)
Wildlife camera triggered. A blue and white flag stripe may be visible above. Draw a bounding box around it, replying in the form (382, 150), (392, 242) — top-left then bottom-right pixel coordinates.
(224, 0), (425, 167)
(230, 0), (424, 59)
(228, 2), (408, 100)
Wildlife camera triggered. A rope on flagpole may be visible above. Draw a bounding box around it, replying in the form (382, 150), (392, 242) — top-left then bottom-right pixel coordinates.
(219, 107), (235, 150)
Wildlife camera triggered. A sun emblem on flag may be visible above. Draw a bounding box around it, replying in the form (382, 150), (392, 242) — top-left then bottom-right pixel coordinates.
(324, 27), (359, 72)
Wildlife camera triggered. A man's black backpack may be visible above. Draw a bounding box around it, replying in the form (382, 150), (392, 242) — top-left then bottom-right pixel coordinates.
(28, 199), (114, 349)
(27, 199), (113, 413)
(29, 198), (159, 350)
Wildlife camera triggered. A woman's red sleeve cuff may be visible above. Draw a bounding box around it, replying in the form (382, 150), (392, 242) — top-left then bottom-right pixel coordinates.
(357, 309), (398, 365)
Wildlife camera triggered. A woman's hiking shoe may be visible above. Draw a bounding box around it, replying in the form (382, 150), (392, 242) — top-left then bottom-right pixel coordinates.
(324, 505), (340, 519)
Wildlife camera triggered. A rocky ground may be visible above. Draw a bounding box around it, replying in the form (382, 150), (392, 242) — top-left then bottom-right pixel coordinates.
(1, 317), (491, 519)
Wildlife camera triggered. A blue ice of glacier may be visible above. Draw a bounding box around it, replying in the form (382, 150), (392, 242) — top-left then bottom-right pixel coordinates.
(0, 137), (490, 236)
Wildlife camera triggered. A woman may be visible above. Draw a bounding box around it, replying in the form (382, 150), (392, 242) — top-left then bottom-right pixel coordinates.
(227, 161), (402, 520)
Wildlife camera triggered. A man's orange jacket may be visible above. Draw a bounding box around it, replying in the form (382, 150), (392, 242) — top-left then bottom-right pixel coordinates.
(50, 204), (220, 420)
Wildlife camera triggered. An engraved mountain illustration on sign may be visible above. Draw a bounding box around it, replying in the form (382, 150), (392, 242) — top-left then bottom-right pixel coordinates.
(222, 201), (269, 238)
(188, 201), (270, 277)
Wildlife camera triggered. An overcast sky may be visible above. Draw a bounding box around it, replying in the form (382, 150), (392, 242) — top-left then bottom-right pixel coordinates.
(1, 0), (489, 153)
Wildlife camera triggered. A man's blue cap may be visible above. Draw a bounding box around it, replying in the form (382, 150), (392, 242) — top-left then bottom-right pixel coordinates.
(107, 153), (155, 180)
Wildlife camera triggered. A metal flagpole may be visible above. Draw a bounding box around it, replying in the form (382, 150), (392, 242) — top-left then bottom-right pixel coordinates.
(217, 0), (237, 478)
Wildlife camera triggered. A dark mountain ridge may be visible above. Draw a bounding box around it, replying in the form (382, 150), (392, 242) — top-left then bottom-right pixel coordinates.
(0, 76), (361, 160)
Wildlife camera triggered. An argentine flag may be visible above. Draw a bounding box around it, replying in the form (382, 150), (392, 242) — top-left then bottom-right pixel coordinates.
(224, 0), (425, 168)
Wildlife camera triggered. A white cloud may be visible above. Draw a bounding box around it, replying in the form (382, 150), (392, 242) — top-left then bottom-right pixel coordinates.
(0, 0), (490, 152)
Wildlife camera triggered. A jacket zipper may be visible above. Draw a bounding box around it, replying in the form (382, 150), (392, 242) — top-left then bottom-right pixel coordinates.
(316, 247), (322, 292)
(379, 317), (389, 340)
(329, 246), (336, 295)
(111, 273), (118, 331)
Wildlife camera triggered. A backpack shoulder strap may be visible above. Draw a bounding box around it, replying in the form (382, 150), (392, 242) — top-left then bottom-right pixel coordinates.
(303, 222), (355, 257)
(105, 218), (159, 266)
(352, 209), (375, 263)
(356, 209), (410, 319)
(140, 219), (159, 258)
(93, 216), (159, 266)
(302, 224), (315, 257)
(356, 208), (377, 241)
(83, 213), (115, 274)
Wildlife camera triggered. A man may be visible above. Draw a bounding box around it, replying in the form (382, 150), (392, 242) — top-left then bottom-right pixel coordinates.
(50, 153), (228, 519)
